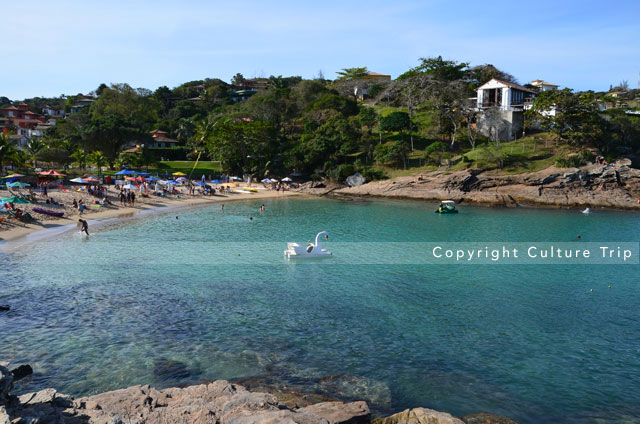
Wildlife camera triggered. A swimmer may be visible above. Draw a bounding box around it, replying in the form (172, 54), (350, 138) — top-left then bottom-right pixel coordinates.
(78, 219), (89, 236)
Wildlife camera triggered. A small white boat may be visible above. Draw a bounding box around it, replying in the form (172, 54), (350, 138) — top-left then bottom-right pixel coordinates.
(582, 208), (590, 214)
(285, 231), (332, 259)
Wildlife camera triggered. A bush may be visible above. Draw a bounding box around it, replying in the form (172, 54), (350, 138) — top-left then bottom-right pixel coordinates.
(555, 150), (595, 168)
(327, 164), (355, 181)
(360, 167), (388, 181)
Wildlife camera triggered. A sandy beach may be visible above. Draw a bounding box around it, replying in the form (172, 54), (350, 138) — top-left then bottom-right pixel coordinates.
(0, 185), (298, 246)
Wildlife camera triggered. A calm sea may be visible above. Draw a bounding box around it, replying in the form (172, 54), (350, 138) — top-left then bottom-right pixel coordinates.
(1, 197), (639, 423)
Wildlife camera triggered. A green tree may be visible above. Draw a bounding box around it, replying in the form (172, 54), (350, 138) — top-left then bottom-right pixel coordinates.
(399, 56), (469, 81)
(526, 88), (604, 147)
(0, 133), (18, 175)
(379, 112), (412, 142)
(89, 151), (108, 176)
(422, 141), (448, 165)
(336, 67), (368, 81)
(25, 138), (45, 167)
(71, 147), (89, 170)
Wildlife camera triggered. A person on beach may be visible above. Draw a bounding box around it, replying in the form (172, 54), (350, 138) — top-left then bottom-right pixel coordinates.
(78, 200), (85, 215)
(78, 219), (89, 236)
(221, 204), (224, 212)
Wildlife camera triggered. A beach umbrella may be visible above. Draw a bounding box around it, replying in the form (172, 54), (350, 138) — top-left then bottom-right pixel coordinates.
(210, 179), (222, 184)
(137, 172), (150, 177)
(7, 182), (30, 188)
(176, 177), (188, 182)
(194, 181), (207, 186)
(114, 169), (137, 176)
(38, 170), (66, 176)
(261, 178), (270, 183)
(1, 196), (29, 204)
(1, 173), (25, 180)
(281, 177), (292, 182)
(172, 172), (187, 176)
(70, 177), (88, 184)
(84, 177), (99, 183)
(146, 177), (160, 182)
(230, 176), (242, 181)
(164, 180), (178, 185)
(122, 184), (138, 190)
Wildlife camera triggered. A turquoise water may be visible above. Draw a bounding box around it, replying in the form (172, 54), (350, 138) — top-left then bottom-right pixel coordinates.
(1, 197), (639, 423)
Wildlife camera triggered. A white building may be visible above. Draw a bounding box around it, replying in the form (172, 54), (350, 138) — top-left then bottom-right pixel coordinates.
(476, 79), (537, 111)
(530, 79), (559, 92)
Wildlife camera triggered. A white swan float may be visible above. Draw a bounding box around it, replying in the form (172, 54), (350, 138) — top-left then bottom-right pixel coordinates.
(582, 208), (590, 214)
(284, 231), (332, 259)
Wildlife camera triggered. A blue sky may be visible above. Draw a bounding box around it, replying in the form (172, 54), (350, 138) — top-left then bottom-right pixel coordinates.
(2, 0), (639, 99)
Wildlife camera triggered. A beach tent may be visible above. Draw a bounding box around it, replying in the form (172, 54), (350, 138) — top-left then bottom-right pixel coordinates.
(69, 178), (88, 184)
(7, 182), (30, 188)
(38, 170), (66, 176)
(114, 169), (137, 176)
(1, 196), (29, 204)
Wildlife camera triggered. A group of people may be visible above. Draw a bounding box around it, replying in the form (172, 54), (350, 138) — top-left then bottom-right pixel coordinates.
(119, 190), (137, 206)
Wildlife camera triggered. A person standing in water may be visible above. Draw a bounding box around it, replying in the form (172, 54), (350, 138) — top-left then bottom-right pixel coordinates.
(78, 219), (89, 236)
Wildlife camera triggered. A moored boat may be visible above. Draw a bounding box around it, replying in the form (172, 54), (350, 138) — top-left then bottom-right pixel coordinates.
(435, 200), (458, 214)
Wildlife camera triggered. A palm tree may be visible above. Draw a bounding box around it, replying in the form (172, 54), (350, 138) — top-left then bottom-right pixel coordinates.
(193, 116), (217, 153)
(89, 151), (107, 177)
(0, 133), (18, 175)
(25, 138), (45, 167)
(71, 148), (89, 170)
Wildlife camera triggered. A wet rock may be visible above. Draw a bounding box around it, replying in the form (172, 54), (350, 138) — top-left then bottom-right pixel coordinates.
(153, 359), (191, 381)
(346, 173), (366, 187)
(11, 365), (33, 381)
(300, 401), (370, 424)
(461, 412), (519, 424)
(373, 407), (465, 424)
(0, 365), (12, 405)
(315, 375), (391, 408)
(0, 306), (9, 312)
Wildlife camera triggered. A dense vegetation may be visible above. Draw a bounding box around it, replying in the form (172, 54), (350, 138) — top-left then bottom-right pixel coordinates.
(1, 58), (639, 180)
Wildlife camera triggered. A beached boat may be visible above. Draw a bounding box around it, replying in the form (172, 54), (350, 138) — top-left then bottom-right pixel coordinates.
(285, 231), (332, 259)
(32, 207), (64, 217)
(435, 200), (458, 214)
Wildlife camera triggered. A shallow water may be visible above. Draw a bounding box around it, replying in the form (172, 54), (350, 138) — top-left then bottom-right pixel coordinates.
(1, 198), (639, 423)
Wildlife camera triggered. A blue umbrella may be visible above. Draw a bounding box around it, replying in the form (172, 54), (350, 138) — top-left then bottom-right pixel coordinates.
(137, 172), (150, 177)
(165, 180), (178, 184)
(114, 169), (137, 175)
(210, 179), (222, 184)
(146, 177), (160, 182)
(194, 182), (207, 186)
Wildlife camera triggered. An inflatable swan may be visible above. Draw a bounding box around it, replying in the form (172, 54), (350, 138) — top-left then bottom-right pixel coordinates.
(285, 231), (332, 258)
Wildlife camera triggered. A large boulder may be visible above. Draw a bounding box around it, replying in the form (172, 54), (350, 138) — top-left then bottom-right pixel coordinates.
(373, 407), (465, 424)
(300, 401), (370, 424)
(345, 173), (366, 187)
(0, 365), (12, 406)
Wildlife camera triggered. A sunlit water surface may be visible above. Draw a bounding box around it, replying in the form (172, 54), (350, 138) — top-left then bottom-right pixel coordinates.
(1, 197), (639, 423)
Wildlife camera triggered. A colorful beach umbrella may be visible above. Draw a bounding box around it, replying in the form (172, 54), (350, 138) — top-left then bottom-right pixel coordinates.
(7, 182), (30, 188)
(2, 173), (25, 179)
(1, 196), (29, 204)
(69, 178), (88, 184)
(38, 170), (66, 176)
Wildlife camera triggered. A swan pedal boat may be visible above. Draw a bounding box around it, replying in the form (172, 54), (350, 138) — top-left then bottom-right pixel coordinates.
(285, 231), (332, 259)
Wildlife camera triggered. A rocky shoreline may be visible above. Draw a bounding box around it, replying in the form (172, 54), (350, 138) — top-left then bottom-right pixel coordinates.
(296, 160), (640, 211)
(1, 363), (518, 424)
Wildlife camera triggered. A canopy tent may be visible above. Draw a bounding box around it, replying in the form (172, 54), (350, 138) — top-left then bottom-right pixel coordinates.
(38, 170), (66, 176)
(114, 169), (138, 176)
(69, 178), (88, 184)
(1, 196), (29, 204)
(7, 182), (30, 188)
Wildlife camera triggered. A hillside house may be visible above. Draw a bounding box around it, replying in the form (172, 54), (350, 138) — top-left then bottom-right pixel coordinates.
(148, 129), (180, 148)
